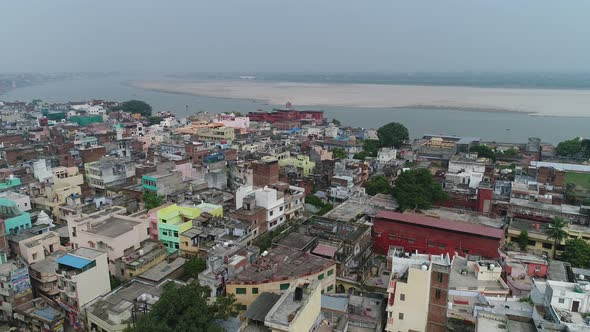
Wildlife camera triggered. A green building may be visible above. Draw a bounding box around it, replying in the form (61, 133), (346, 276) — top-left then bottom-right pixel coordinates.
(0, 177), (21, 191)
(278, 155), (316, 176)
(157, 203), (223, 254)
(69, 115), (104, 126)
(0, 198), (32, 235)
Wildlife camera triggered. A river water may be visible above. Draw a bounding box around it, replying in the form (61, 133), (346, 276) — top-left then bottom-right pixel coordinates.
(2, 74), (589, 144)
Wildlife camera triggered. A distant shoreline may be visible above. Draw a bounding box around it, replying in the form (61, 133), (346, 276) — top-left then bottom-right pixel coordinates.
(129, 79), (590, 117)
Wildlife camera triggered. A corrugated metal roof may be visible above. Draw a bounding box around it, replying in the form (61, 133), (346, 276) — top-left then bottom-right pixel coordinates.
(375, 211), (504, 239)
(56, 254), (92, 269)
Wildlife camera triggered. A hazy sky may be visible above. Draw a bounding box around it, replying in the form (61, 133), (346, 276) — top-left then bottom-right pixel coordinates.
(2, 0), (590, 73)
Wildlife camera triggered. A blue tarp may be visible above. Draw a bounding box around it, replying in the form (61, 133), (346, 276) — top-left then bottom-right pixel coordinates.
(57, 254), (92, 269)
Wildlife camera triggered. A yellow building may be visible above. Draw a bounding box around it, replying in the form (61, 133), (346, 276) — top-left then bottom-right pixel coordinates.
(196, 126), (235, 141)
(278, 155), (316, 176)
(226, 246), (336, 308)
(506, 219), (590, 258)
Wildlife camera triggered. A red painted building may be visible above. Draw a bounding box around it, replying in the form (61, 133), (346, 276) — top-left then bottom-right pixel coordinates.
(373, 211), (504, 259)
(247, 109), (324, 123)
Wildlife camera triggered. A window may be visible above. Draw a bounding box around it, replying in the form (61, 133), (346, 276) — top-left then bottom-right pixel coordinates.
(174, 243), (179, 249)
(558, 298), (565, 304)
(438, 243), (446, 250)
(49, 244), (54, 253)
(388, 233), (395, 240)
(318, 273), (325, 280)
(542, 242), (552, 249)
(327, 285), (334, 292)
(428, 241), (435, 248)
(146, 228), (150, 235)
(173, 231), (179, 237)
(400, 294), (405, 301)
(435, 289), (441, 299)
(270, 211), (274, 216)
(280, 283), (290, 290)
(534, 266), (542, 272)
(375, 232), (381, 238)
(236, 288), (247, 294)
(437, 272), (444, 283)
(407, 238), (415, 244)
(279, 206), (283, 211)
(32, 253), (38, 260)
(528, 240), (536, 246)
(162, 230), (168, 236)
(462, 249), (469, 255)
(399, 313), (404, 320)
(252, 288), (259, 294)
(327, 269), (334, 276)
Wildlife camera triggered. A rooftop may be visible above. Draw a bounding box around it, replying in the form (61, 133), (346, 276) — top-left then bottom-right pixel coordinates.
(138, 257), (186, 283)
(228, 245), (334, 284)
(85, 216), (142, 238)
(244, 292), (282, 322)
(265, 281), (319, 328)
(449, 256), (508, 292)
(376, 210), (504, 239)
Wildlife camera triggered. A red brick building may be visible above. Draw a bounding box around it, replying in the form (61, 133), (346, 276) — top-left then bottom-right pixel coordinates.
(373, 211), (504, 259)
(427, 263), (450, 332)
(252, 159), (279, 187)
(247, 109), (324, 123)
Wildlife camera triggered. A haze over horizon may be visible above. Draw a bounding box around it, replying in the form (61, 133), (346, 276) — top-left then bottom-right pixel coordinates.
(2, 0), (590, 74)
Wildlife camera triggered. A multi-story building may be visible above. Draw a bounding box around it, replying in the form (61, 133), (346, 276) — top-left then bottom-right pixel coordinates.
(278, 154), (316, 176)
(85, 156), (136, 191)
(157, 203), (223, 254)
(113, 240), (167, 280)
(226, 245), (336, 308)
(8, 229), (62, 264)
(0, 191), (31, 212)
(0, 197), (32, 236)
(196, 126), (235, 142)
(385, 249), (451, 332)
(252, 157), (279, 187)
(247, 108), (324, 123)
(65, 206), (150, 273)
(56, 248), (111, 329)
(373, 211), (504, 259)
(29, 251), (65, 300)
(0, 257), (34, 321)
(141, 163), (184, 198)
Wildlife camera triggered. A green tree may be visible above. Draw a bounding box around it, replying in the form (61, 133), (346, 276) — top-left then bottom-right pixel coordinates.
(502, 148), (520, 158)
(111, 100), (153, 117)
(393, 169), (447, 211)
(543, 217), (568, 259)
(469, 145), (496, 160)
(126, 281), (239, 332)
(147, 116), (163, 126)
(184, 256), (207, 280)
(332, 148), (348, 159)
(362, 139), (381, 157)
(517, 230), (529, 251)
(559, 239), (590, 268)
(143, 191), (165, 210)
(377, 122), (409, 148)
(353, 151), (368, 160)
(556, 138), (583, 157)
(365, 175), (392, 196)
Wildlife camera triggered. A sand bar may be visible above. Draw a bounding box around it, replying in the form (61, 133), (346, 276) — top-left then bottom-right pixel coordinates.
(130, 80), (590, 117)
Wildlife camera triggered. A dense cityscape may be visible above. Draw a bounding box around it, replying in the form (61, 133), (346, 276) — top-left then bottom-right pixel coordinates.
(0, 98), (588, 331)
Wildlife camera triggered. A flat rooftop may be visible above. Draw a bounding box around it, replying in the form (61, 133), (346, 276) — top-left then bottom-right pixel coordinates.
(85, 216), (142, 238)
(424, 208), (504, 229)
(228, 245), (334, 284)
(71, 247), (105, 260)
(87, 279), (163, 326)
(449, 256), (507, 291)
(138, 257), (186, 283)
(266, 282), (317, 328)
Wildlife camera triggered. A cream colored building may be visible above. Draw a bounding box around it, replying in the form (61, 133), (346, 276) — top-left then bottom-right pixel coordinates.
(386, 250), (450, 332)
(265, 280), (322, 332)
(9, 230), (63, 264)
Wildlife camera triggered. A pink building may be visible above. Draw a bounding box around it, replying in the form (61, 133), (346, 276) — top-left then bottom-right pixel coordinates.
(216, 114), (250, 129)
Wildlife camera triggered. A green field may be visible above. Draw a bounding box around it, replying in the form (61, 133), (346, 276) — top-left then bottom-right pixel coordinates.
(565, 172), (590, 190)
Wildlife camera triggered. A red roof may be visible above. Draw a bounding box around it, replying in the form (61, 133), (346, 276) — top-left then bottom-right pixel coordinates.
(312, 244), (338, 258)
(375, 211), (504, 239)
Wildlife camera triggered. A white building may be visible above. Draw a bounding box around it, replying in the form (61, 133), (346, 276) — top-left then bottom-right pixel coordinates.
(377, 147), (397, 163)
(56, 247), (111, 329)
(0, 191), (31, 212)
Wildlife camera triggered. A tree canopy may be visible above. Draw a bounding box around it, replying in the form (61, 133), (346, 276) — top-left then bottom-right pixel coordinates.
(111, 100), (153, 117)
(393, 168), (447, 211)
(365, 175), (392, 196)
(556, 137), (590, 158)
(559, 238), (590, 268)
(517, 230), (529, 251)
(184, 256), (207, 280)
(143, 191), (165, 210)
(543, 217), (568, 258)
(377, 122), (409, 148)
(469, 145), (496, 160)
(126, 281), (239, 332)
(332, 148), (348, 159)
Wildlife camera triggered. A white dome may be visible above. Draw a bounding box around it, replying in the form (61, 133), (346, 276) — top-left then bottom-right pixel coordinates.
(36, 210), (54, 227)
